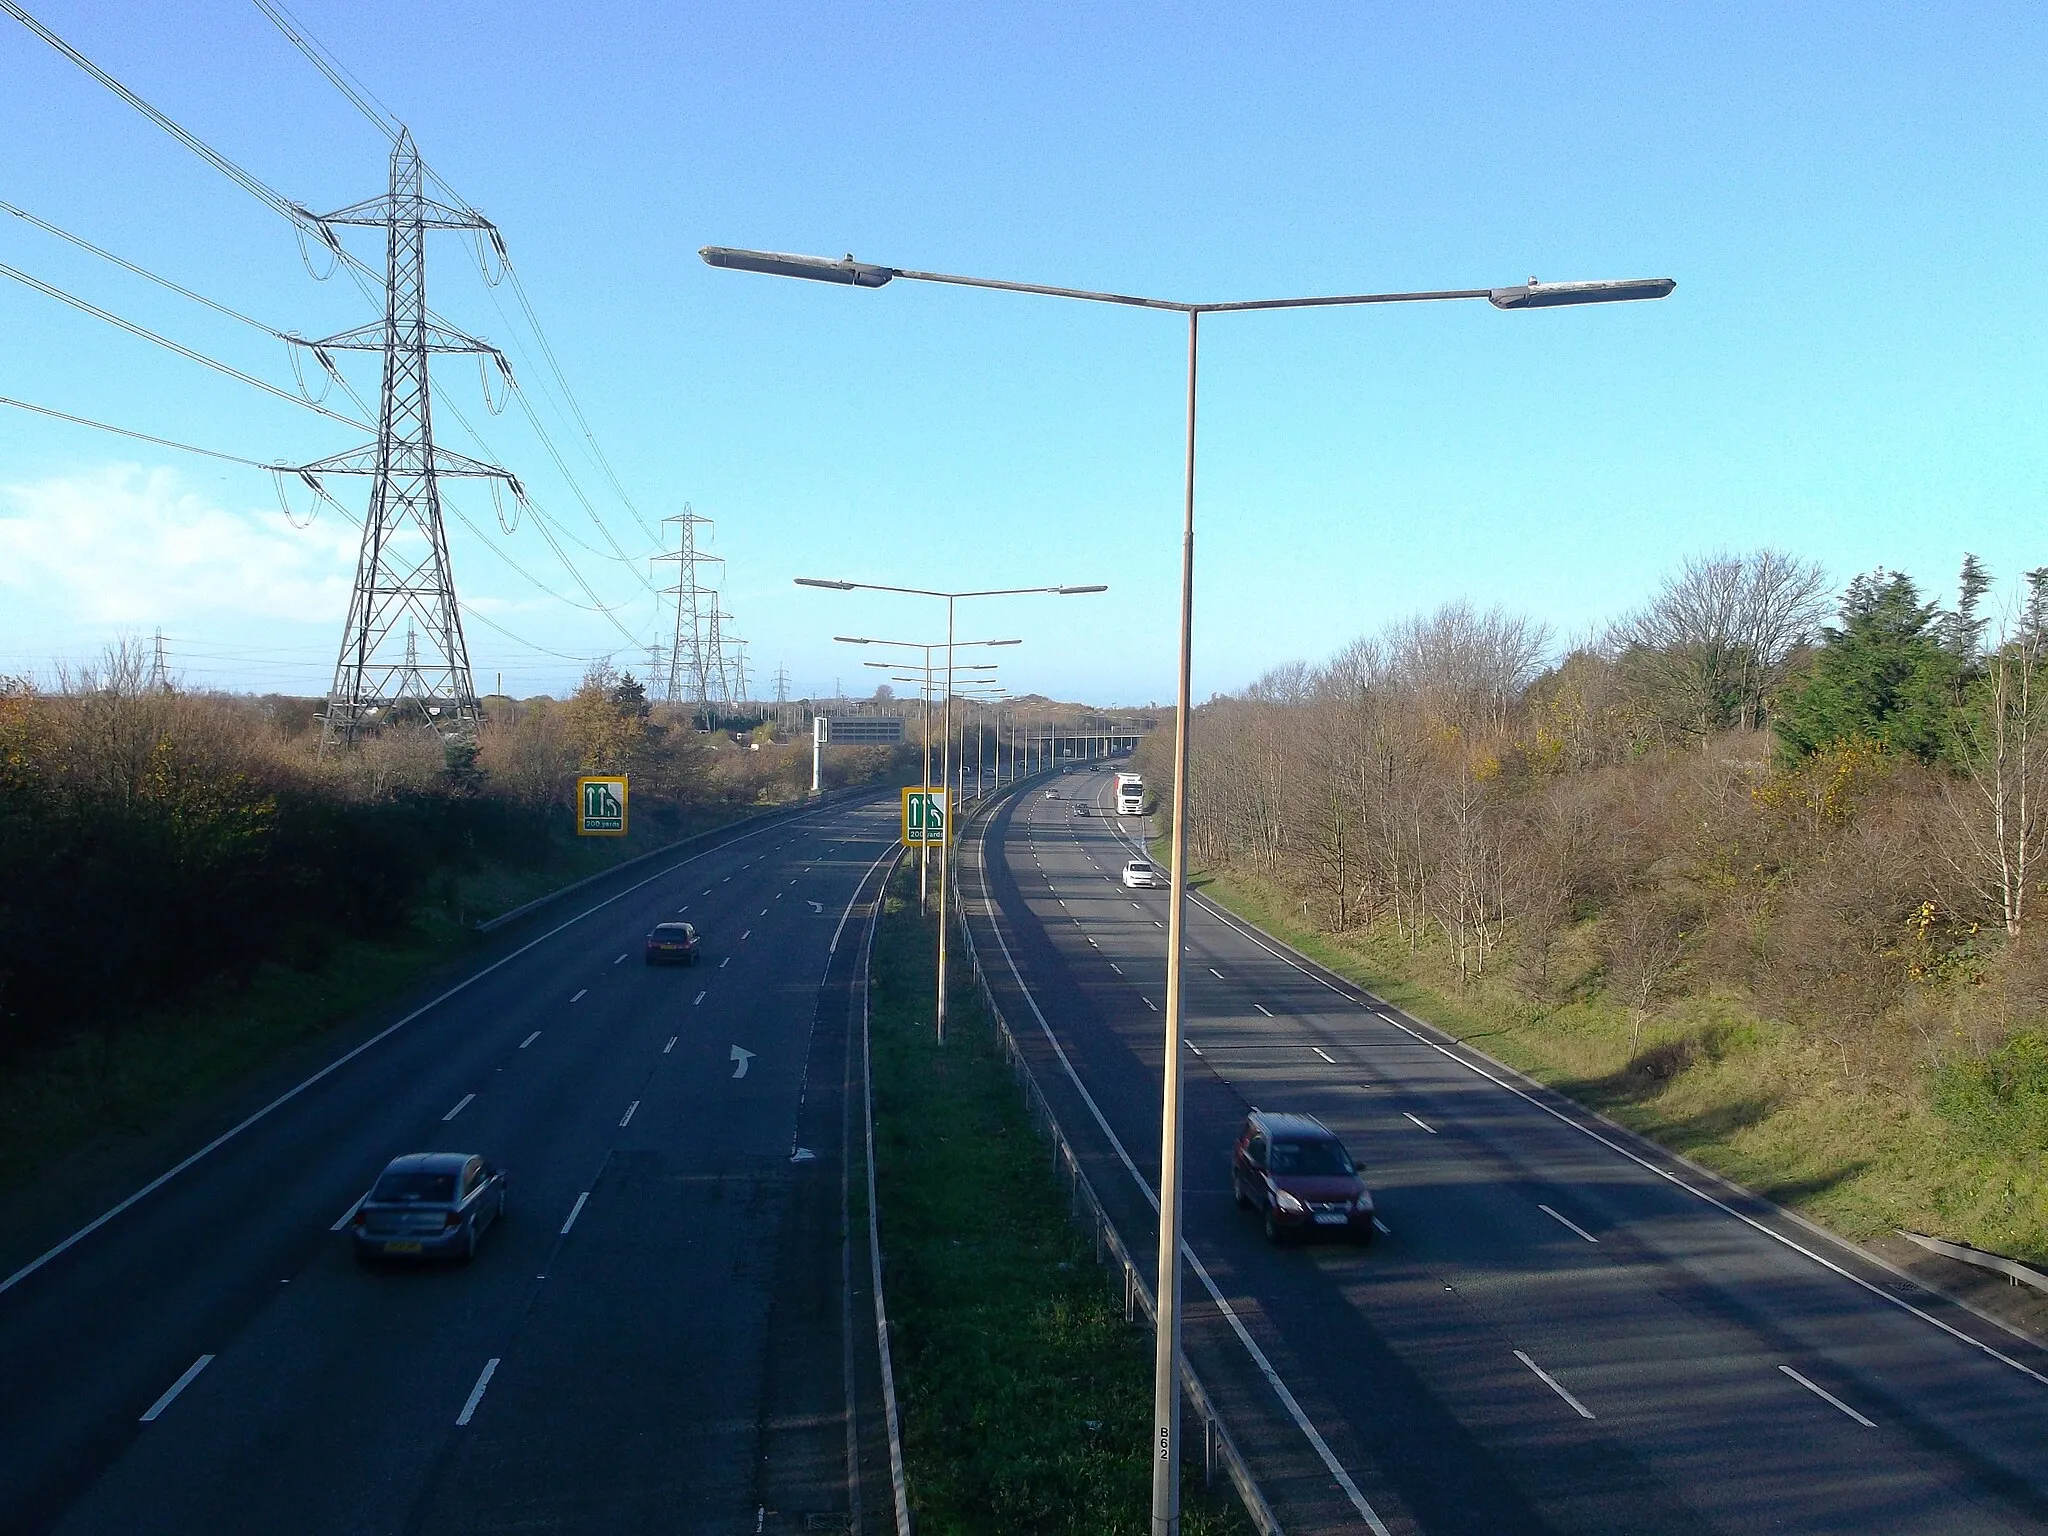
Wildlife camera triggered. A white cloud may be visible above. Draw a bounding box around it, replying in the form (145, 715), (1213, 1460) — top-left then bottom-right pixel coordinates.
(0, 463), (359, 626)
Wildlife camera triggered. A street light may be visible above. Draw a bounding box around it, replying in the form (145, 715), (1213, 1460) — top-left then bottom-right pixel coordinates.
(718, 245), (1672, 1536)
(809, 578), (1104, 1043)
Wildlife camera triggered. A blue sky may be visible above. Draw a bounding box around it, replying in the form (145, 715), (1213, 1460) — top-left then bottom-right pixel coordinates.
(2, 1), (2042, 703)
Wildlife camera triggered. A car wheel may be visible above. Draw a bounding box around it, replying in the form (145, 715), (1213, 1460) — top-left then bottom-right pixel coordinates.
(462, 1223), (479, 1263)
(1263, 1205), (1285, 1245)
(1352, 1225), (1375, 1247)
(1233, 1173), (1252, 1210)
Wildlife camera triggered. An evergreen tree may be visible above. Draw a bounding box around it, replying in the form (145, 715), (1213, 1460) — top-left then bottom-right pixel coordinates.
(1775, 570), (1964, 764)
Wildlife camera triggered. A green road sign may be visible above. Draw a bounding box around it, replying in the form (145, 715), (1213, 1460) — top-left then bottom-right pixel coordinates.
(902, 786), (948, 846)
(577, 775), (628, 836)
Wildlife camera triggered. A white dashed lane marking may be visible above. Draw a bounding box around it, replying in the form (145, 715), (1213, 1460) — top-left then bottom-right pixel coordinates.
(1405, 1112), (1437, 1134)
(519, 1031), (540, 1049)
(1540, 1204), (1599, 1243)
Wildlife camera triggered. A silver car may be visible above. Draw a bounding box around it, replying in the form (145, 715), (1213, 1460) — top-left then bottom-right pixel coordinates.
(350, 1152), (506, 1263)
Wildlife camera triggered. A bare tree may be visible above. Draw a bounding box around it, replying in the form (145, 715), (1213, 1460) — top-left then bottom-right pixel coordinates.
(1609, 550), (1827, 737)
(1943, 618), (2048, 936)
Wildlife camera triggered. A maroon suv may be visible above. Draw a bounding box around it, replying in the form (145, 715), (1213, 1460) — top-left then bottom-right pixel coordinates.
(1231, 1111), (1375, 1244)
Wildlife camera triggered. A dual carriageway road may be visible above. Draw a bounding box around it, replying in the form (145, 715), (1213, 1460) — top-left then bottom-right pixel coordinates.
(962, 765), (2048, 1535)
(9, 760), (2048, 1535)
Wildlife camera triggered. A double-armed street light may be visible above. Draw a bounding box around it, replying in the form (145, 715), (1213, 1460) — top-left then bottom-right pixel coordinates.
(717, 244), (1673, 1536)
(804, 579), (1106, 1043)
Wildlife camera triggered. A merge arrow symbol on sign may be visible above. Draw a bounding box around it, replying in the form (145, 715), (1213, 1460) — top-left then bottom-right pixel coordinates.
(730, 1045), (755, 1079)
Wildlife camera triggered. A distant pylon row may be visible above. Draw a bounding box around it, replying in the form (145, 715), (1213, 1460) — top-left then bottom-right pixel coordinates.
(654, 504), (748, 719)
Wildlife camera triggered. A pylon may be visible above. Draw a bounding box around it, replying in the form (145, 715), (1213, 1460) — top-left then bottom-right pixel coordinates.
(653, 505), (720, 712)
(300, 129), (518, 748)
(146, 629), (171, 693)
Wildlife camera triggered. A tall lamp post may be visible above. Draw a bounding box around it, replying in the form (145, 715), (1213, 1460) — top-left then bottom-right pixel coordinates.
(801, 578), (1106, 1043)
(718, 245), (1673, 1536)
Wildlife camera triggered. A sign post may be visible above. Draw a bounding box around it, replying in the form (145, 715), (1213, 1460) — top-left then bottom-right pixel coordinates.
(576, 775), (629, 837)
(901, 786), (947, 847)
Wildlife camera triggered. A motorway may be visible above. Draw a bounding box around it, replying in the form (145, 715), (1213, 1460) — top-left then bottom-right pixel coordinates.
(0, 790), (901, 1536)
(962, 765), (2048, 1535)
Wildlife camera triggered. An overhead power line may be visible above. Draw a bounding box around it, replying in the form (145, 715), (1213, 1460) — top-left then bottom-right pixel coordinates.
(0, 0), (341, 258)
(0, 261), (370, 428)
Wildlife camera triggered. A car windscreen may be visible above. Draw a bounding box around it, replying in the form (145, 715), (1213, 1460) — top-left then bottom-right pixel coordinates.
(370, 1171), (456, 1202)
(1268, 1139), (1353, 1176)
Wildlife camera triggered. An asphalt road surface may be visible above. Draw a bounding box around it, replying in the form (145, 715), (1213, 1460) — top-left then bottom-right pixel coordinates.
(962, 765), (2048, 1536)
(0, 791), (901, 1536)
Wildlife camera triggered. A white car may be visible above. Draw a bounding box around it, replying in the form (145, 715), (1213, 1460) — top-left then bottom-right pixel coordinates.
(1121, 860), (1164, 889)
(1045, 789), (1058, 799)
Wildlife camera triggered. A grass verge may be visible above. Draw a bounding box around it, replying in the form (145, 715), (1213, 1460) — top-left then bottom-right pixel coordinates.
(866, 864), (1249, 1535)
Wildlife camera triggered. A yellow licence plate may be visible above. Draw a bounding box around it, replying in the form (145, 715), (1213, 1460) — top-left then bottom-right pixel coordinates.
(384, 1240), (422, 1253)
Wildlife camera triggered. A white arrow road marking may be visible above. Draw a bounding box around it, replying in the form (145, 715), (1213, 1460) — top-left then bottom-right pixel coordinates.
(730, 1045), (755, 1079)
(808, 900), (824, 913)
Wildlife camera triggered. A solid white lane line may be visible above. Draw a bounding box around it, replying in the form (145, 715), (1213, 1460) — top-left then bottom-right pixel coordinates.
(613, 954), (627, 965)
(1781, 1365), (1876, 1426)
(571, 989), (587, 1003)
(140, 1354), (214, 1422)
(520, 1031), (540, 1049)
(1254, 1003), (1274, 1017)
(1540, 1204), (1599, 1244)
(1405, 1112), (1437, 1134)
(664, 1036), (677, 1053)
(560, 1191), (589, 1234)
(1516, 1350), (1595, 1419)
(456, 1357), (500, 1425)
(1184, 892), (2048, 1391)
(1312, 1046), (1336, 1064)
(694, 990), (707, 1005)
(330, 1196), (364, 1231)
(619, 1100), (639, 1127)
(975, 832), (1390, 1536)
(442, 1093), (475, 1121)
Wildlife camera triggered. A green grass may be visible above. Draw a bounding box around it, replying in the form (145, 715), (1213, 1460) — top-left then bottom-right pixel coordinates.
(1192, 864), (2048, 1268)
(0, 804), (757, 1208)
(867, 866), (1250, 1535)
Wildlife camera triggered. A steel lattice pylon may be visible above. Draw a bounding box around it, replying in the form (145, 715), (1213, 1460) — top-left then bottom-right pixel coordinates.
(653, 505), (720, 711)
(306, 130), (515, 748)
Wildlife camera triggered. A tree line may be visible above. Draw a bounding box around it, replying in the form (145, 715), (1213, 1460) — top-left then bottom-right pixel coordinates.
(1135, 551), (2048, 1080)
(0, 652), (897, 1064)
